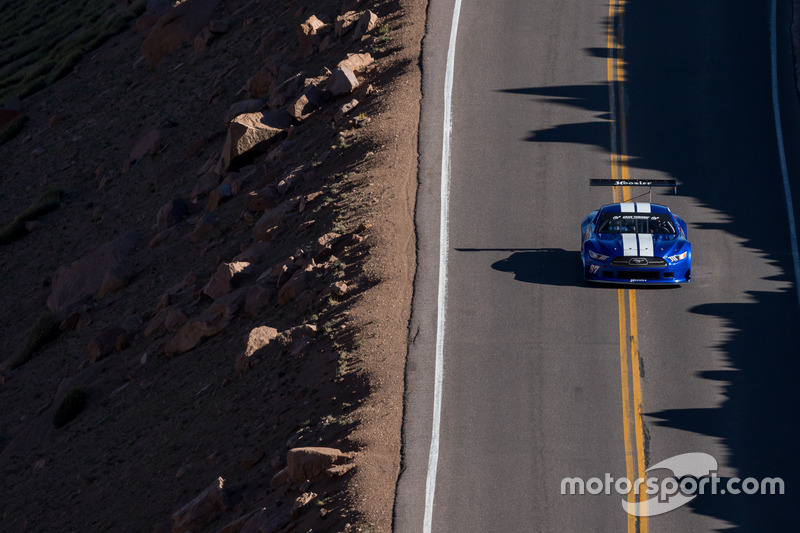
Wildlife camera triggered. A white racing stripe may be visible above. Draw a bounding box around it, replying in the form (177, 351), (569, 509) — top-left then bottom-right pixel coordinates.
(637, 233), (654, 256)
(635, 202), (651, 213)
(620, 202), (635, 212)
(622, 233), (638, 255)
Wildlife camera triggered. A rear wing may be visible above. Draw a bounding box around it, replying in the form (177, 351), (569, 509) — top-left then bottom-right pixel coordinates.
(590, 178), (677, 200)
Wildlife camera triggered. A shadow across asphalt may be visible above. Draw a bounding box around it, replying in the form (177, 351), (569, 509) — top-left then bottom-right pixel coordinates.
(494, 0), (800, 529)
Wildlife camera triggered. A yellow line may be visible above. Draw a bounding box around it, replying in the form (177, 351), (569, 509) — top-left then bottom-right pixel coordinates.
(628, 291), (648, 528)
(608, 0), (647, 530)
(617, 289), (636, 532)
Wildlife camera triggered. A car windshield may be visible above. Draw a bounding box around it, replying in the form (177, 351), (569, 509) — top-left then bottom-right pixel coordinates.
(597, 213), (676, 235)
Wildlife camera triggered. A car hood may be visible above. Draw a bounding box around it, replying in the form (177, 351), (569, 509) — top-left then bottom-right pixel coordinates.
(594, 233), (686, 258)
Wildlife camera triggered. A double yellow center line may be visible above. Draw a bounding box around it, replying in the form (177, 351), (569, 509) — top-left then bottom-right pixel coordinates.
(607, 1), (648, 531)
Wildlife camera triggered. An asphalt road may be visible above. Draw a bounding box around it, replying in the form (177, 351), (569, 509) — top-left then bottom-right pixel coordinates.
(396, 1), (800, 531)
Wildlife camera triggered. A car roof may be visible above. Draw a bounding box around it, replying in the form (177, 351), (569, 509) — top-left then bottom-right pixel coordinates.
(597, 202), (672, 215)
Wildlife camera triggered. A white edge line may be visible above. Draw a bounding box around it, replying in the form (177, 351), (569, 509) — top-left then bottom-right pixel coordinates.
(423, 0), (462, 531)
(770, 0), (800, 309)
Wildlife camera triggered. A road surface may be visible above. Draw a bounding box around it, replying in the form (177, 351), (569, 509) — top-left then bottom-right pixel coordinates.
(397, 0), (800, 531)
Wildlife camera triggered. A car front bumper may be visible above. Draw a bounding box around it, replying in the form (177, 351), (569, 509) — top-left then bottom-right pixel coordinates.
(583, 256), (691, 284)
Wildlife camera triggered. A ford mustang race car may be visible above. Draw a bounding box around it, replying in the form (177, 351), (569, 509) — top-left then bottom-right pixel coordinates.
(581, 202), (691, 284)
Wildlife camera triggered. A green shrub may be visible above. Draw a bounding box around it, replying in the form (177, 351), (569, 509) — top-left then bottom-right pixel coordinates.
(53, 387), (88, 428)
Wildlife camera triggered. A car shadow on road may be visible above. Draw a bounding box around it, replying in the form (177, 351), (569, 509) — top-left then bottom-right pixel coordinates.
(460, 248), (683, 289)
(456, 248), (585, 287)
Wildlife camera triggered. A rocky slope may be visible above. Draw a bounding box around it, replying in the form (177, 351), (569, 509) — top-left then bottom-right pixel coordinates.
(0, 0), (423, 531)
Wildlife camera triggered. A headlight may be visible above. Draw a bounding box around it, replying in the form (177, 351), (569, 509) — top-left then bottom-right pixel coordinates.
(668, 251), (688, 263)
(588, 250), (609, 262)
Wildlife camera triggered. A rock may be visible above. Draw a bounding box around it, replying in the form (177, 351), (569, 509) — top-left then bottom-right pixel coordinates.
(275, 164), (307, 195)
(208, 19), (230, 34)
(193, 25), (215, 53)
(244, 68), (277, 99)
(207, 287), (247, 319)
(149, 226), (180, 249)
(125, 127), (169, 171)
(203, 261), (252, 299)
(233, 241), (271, 263)
(144, 309), (167, 338)
(133, 0), (171, 33)
(337, 52), (373, 73)
(163, 307), (188, 332)
(335, 98), (360, 120)
(96, 270), (128, 299)
(236, 325), (279, 372)
(252, 198), (298, 241)
(188, 214), (218, 242)
(335, 11), (359, 37)
(327, 66), (359, 96)
(298, 15), (328, 58)
(291, 492), (317, 519)
(316, 232), (342, 260)
(156, 198), (190, 231)
(267, 72), (304, 109)
(219, 109), (291, 172)
(245, 62), (289, 98)
(286, 447), (353, 482)
(289, 83), (325, 120)
(47, 232), (141, 313)
(279, 323), (318, 356)
(60, 310), (91, 332)
(325, 462), (355, 478)
(205, 185), (230, 212)
(239, 508), (290, 533)
(191, 170), (222, 200)
(88, 326), (126, 362)
(277, 266), (311, 306)
(323, 280), (349, 298)
(170, 477), (230, 533)
(225, 99), (264, 124)
(122, 313), (142, 334)
(270, 467), (290, 487)
(141, 0), (220, 68)
(164, 310), (229, 356)
(245, 185), (281, 212)
(244, 284), (275, 317)
(353, 9), (378, 39)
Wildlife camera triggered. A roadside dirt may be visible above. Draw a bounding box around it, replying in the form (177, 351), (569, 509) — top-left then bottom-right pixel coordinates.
(0, 0), (426, 531)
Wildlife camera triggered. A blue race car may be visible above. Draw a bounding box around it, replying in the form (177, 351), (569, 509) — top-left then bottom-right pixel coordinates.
(581, 202), (691, 284)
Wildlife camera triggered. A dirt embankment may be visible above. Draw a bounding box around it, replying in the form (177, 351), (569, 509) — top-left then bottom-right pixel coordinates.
(0, 0), (426, 531)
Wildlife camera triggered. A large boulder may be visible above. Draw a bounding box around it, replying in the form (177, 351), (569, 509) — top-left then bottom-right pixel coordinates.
(327, 66), (359, 96)
(298, 15), (328, 58)
(235, 325), (279, 372)
(203, 261), (252, 299)
(286, 447), (354, 482)
(218, 109), (291, 172)
(141, 0), (220, 68)
(47, 232), (142, 313)
(164, 310), (229, 356)
(338, 52), (374, 73)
